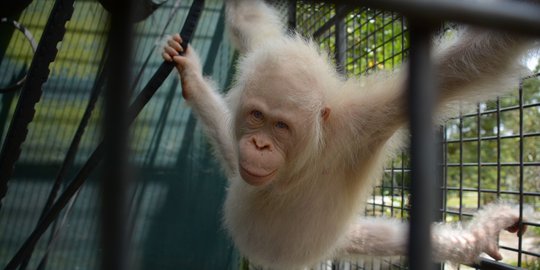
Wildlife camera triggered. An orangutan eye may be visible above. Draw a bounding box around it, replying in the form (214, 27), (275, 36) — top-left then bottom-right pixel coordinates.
(275, 121), (289, 130)
(251, 110), (264, 120)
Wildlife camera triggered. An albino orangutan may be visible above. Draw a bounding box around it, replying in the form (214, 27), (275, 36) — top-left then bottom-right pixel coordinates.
(161, 0), (537, 268)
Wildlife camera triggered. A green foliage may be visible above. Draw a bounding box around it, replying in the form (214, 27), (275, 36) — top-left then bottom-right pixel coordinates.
(522, 259), (540, 270)
(343, 10), (408, 74)
(296, 7), (540, 265)
(296, 4), (407, 74)
(297, 0), (540, 220)
(442, 59), (540, 211)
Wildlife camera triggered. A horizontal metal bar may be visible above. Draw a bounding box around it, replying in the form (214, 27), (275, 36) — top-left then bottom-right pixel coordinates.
(378, 185), (540, 196)
(442, 187), (540, 196)
(376, 185), (411, 190)
(440, 211), (540, 231)
(383, 168), (411, 173)
(445, 162), (540, 167)
(499, 245), (540, 257)
(441, 210), (475, 217)
(365, 204), (540, 229)
(367, 203), (411, 211)
(317, 0), (540, 36)
(526, 221), (540, 227)
(457, 103), (540, 118)
(376, 186), (540, 197)
(445, 132), (540, 144)
(473, 258), (526, 270)
(519, 249), (540, 257)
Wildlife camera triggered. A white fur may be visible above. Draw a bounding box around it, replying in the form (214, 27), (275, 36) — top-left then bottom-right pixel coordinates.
(225, 0), (285, 53)
(165, 0), (538, 269)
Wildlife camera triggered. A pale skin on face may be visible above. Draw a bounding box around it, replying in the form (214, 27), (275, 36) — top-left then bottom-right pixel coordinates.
(236, 73), (324, 186)
(237, 103), (289, 186)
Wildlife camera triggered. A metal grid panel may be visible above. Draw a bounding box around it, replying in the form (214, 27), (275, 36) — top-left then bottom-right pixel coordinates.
(297, 5), (411, 269)
(344, 8), (408, 75)
(0, 0), (237, 269)
(442, 74), (540, 267)
(297, 3), (335, 37)
(297, 3), (336, 61)
(296, 1), (540, 269)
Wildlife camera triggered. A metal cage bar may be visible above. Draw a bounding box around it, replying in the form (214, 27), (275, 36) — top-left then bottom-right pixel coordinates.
(100, 0), (134, 269)
(407, 21), (438, 270)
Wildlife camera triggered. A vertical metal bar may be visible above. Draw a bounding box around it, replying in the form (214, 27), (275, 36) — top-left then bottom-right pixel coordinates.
(496, 98), (501, 198)
(401, 152), (405, 219)
(399, 16), (407, 222)
(101, 0), (134, 269)
(435, 127), (445, 270)
(517, 80), (524, 267)
(442, 125), (448, 222)
(335, 4), (347, 75)
(407, 20), (438, 270)
(458, 113), (464, 219)
(288, 0), (297, 31)
(390, 161), (395, 216)
(477, 104), (482, 207)
(382, 12), (386, 69)
(436, 127), (444, 222)
(372, 11), (377, 73)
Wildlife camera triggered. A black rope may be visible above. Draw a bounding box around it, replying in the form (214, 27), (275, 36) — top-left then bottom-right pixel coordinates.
(131, 0), (185, 91)
(28, 2), (190, 266)
(31, 2), (189, 266)
(2, 0), (205, 268)
(18, 47), (110, 270)
(0, 0), (75, 210)
(0, 18), (37, 94)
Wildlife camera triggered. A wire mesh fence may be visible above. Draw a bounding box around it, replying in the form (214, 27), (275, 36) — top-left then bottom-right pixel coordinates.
(0, 0), (539, 269)
(0, 0), (237, 269)
(295, 1), (540, 270)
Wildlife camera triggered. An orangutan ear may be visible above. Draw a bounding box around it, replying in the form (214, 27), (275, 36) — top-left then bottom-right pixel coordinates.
(321, 107), (331, 122)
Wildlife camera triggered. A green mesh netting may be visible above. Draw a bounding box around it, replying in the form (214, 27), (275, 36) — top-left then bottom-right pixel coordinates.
(0, 0), (237, 269)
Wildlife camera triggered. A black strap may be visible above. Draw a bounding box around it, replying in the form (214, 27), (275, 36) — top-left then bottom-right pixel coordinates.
(17, 48), (110, 270)
(0, 18), (37, 93)
(0, 0), (74, 210)
(31, 0), (183, 263)
(3, 0), (205, 269)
